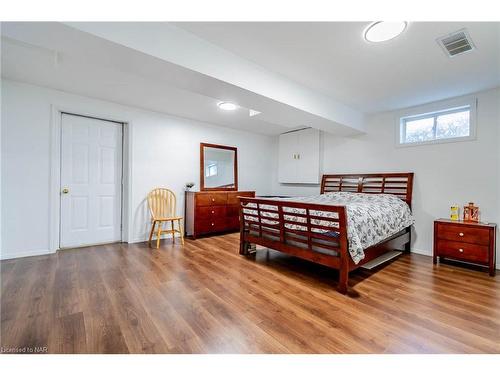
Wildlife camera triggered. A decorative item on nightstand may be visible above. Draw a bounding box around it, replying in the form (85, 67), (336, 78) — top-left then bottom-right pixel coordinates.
(433, 218), (496, 276)
(463, 202), (479, 222)
(185, 182), (195, 191)
(450, 204), (459, 221)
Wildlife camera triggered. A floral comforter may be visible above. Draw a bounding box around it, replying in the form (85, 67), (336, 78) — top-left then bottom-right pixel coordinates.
(246, 192), (414, 264)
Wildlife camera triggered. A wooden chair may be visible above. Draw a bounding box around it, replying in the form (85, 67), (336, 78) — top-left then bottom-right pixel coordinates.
(147, 188), (184, 248)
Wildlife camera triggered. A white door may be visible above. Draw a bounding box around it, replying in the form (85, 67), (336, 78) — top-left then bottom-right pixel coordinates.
(278, 131), (298, 183)
(297, 128), (320, 184)
(60, 113), (123, 248)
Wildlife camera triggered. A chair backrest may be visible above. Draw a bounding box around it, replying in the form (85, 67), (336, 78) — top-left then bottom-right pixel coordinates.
(147, 188), (177, 219)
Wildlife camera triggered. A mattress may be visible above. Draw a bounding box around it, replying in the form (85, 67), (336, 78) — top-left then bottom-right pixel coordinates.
(243, 192), (414, 264)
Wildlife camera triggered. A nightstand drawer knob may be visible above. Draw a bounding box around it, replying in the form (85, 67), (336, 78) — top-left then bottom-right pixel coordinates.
(459, 248), (464, 253)
(459, 232), (464, 237)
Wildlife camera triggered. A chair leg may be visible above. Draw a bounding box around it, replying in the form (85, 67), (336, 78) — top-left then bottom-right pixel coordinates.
(148, 220), (156, 247)
(178, 219), (184, 245)
(156, 221), (162, 249)
(171, 220), (175, 244)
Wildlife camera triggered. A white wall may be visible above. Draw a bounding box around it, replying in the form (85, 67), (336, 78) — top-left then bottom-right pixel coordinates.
(2, 78), (499, 267)
(272, 88), (500, 267)
(497, 88), (500, 268)
(1, 79), (274, 259)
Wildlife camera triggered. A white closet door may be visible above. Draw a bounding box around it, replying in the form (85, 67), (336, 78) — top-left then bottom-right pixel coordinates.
(297, 128), (320, 183)
(60, 114), (122, 248)
(278, 131), (298, 183)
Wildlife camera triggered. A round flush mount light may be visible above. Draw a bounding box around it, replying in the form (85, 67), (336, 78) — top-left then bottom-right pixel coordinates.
(364, 21), (407, 43)
(218, 102), (238, 111)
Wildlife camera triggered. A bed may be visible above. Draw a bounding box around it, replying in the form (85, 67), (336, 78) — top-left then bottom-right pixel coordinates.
(238, 173), (414, 294)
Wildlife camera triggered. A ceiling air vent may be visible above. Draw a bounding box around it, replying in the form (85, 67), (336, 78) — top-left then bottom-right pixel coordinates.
(437, 28), (475, 57)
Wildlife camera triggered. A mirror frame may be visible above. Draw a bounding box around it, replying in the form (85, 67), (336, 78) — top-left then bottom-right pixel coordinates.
(200, 143), (238, 191)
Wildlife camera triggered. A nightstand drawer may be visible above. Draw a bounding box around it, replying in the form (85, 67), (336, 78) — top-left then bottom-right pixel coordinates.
(436, 240), (489, 263)
(436, 223), (490, 245)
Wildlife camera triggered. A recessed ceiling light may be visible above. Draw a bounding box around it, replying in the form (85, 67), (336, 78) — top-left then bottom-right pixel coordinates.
(218, 102), (238, 111)
(364, 22), (407, 43)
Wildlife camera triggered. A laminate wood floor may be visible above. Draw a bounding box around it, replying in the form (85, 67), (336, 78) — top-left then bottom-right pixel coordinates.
(1, 233), (499, 353)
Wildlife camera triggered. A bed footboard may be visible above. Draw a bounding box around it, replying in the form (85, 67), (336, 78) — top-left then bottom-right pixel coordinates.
(238, 197), (350, 293)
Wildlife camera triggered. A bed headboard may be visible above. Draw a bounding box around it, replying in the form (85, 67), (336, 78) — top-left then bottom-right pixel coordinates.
(320, 173), (414, 207)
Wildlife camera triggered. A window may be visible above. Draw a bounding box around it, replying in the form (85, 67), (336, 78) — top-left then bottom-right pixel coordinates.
(398, 100), (475, 146)
(205, 163), (218, 177)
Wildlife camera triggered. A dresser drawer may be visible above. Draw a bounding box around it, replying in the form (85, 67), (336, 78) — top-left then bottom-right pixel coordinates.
(186, 190), (256, 239)
(196, 206), (227, 219)
(436, 223), (490, 245)
(226, 205), (240, 217)
(196, 218), (228, 234)
(436, 239), (489, 263)
(196, 193), (227, 206)
(226, 216), (241, 230)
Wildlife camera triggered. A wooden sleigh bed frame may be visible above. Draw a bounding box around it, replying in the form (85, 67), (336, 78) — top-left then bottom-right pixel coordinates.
(238, 173), (414, 294)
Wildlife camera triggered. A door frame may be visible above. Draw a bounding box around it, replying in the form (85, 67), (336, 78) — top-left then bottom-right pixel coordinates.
(49, 105), (132, 252)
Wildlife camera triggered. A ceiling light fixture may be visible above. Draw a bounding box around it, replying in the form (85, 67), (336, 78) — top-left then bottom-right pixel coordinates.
(364, 22), (407, 43)
(218, 102), (238, 111)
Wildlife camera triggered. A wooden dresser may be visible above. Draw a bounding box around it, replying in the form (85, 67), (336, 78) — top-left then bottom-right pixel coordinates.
(185, 191), (255, 239)
(433, 219), (496, 276)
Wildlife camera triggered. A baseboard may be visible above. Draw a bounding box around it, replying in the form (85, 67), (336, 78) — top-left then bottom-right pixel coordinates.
(409, 248), (432, 257)
(130, 232), (182, 244)
(128, 238), (145, 244)
(0, 248), (56, 260)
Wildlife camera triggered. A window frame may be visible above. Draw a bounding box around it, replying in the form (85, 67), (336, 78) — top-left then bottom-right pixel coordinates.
(396, 97), (477, 148)
(205, 163), (218, 178)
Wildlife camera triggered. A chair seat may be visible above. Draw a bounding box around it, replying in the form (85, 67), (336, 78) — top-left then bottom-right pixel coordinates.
(152, 216), (183, 221)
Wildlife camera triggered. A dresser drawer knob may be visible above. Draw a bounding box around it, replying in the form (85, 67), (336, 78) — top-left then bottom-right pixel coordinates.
(212, 198), (215, 202)
(459, 248), (464, 253)
(211, 222), (215, 226)
(459, 232), (464, 237)
(211, 210), (215, 214)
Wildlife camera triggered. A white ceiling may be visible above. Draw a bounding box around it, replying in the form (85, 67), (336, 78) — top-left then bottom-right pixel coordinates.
(1, 38), (289, 136)
(66, 22), (364, 133)
(2, 22), (499, 137)
(1, 22), (366, 136)
(174, 22), (500, 113)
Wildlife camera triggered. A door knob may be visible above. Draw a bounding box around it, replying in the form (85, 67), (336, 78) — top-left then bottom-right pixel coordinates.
(62, 188), (70, 194)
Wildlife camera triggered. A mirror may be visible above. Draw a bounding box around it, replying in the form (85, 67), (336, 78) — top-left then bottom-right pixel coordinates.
(200, 143), (238, 191)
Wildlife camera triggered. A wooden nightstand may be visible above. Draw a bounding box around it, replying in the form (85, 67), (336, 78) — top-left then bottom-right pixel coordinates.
(433, 219), (496, 276)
